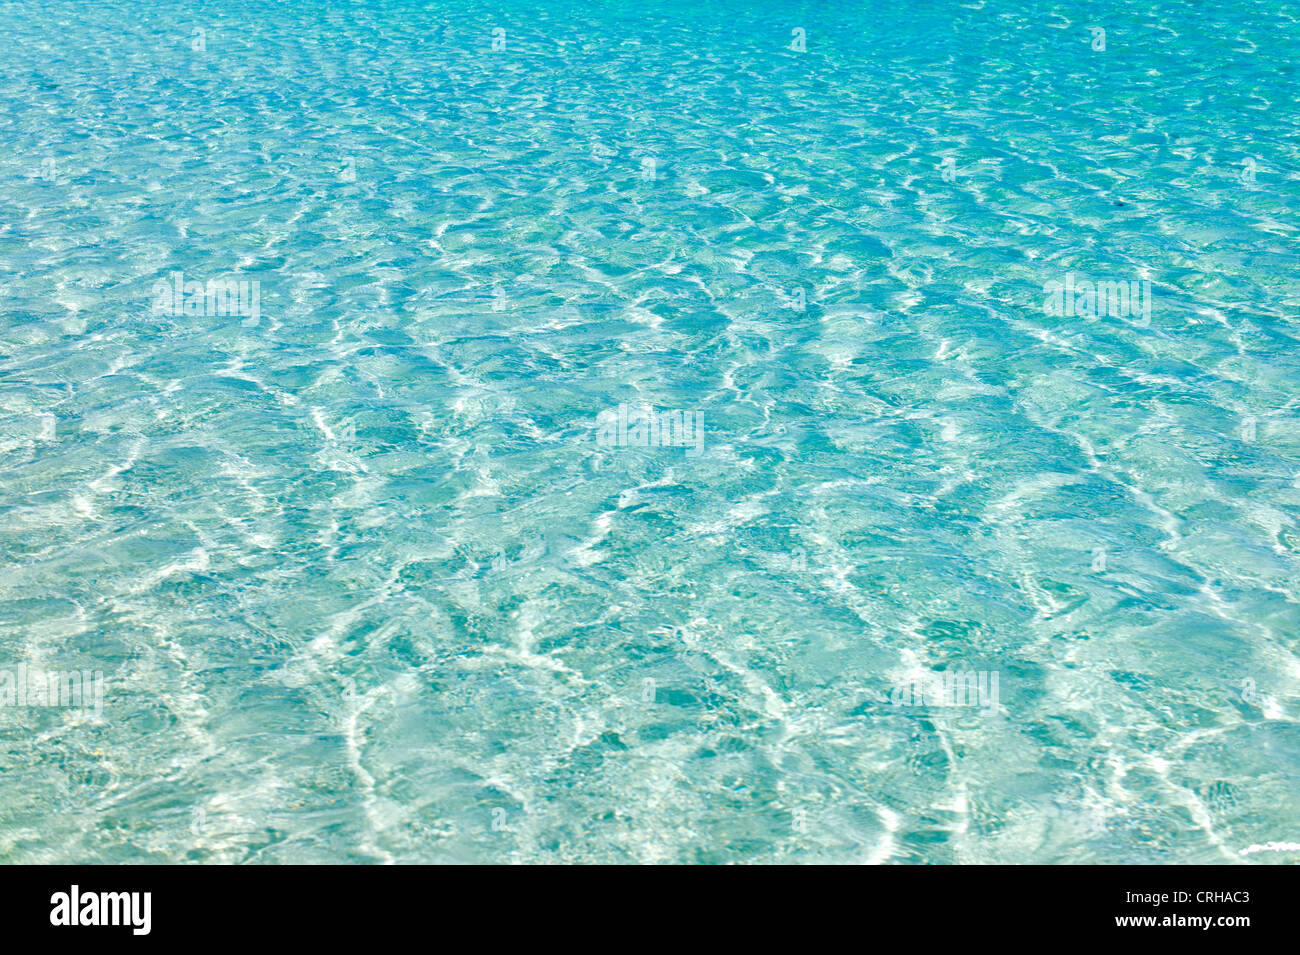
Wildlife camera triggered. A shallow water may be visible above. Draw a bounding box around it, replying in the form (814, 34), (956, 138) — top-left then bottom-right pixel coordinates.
(1, 0), (1298, 863)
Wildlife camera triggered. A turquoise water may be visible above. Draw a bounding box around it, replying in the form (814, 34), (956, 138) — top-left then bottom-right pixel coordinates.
(1, 0), (1298, 864)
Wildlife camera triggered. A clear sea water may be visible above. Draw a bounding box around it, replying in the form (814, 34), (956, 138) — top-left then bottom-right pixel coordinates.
(1, 0), (1298, 864)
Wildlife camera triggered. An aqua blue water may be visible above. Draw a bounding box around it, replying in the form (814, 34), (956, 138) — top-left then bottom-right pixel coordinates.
(1, 0), (1298, 864)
